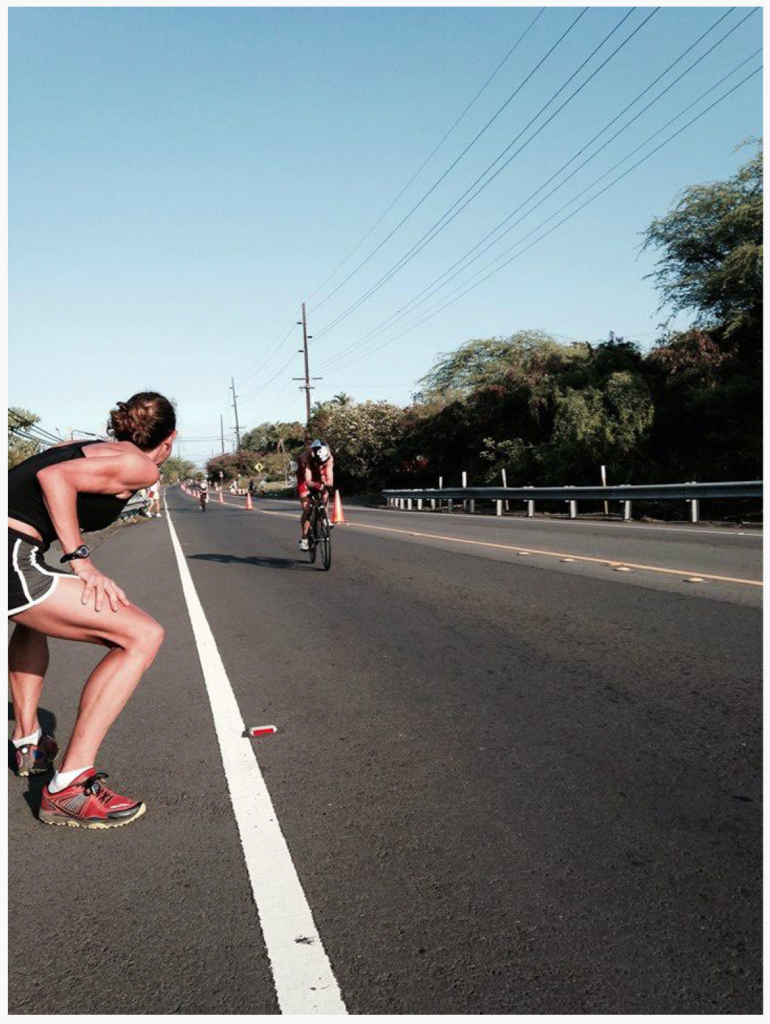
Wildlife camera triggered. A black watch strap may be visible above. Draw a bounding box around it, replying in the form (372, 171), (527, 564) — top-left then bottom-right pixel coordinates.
(60, 545), (91, 564)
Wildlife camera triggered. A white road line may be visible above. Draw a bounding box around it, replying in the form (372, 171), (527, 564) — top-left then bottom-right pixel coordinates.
(164, 497), (347, 1015)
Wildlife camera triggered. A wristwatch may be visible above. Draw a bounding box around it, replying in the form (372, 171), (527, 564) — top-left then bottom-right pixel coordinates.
(60, 545), (91, 564)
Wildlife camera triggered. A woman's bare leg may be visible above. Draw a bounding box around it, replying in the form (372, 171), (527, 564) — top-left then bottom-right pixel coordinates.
(11, 579), (164, 772)
(9, 625), (50, 739)
(63, 643), (158, 770)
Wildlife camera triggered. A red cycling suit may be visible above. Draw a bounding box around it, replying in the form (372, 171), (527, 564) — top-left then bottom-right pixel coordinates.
(296, 453), (333, 499)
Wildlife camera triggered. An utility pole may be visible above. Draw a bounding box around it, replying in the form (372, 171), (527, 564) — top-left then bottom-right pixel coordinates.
(230, 378), (243, 471)
(293, 302), (322, 427)
(220, 415), (225, 456)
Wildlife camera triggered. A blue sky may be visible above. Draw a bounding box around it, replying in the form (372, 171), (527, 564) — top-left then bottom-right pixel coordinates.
(9, 6), (763, 466)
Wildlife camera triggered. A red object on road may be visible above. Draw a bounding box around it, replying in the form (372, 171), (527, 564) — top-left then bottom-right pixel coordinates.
(248, 725), (277, 737)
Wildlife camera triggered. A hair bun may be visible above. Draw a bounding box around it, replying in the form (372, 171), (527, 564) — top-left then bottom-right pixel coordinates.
(107, 392), (176, 451)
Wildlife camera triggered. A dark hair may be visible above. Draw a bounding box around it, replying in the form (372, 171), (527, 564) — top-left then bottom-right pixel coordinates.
(107, 392), (176, 450)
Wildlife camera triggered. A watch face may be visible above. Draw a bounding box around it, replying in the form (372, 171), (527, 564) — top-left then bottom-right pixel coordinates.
(76, 546), (90, 558)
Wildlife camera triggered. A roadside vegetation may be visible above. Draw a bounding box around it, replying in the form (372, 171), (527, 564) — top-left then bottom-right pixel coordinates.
(9, 145), (760, 500)
(215, 143), (761, 496)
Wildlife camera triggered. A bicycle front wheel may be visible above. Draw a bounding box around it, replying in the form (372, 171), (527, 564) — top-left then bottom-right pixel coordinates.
(308, 511), (318, 563)
(319, 516), (332, 571)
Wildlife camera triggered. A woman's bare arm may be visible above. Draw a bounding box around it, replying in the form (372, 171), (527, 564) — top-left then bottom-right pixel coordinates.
(37, 453), (158, 554)
(36, 453), (158, 611)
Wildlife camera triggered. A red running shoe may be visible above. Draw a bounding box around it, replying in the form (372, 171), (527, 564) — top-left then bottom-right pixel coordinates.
(39, 770), (146, 829)
(15, 734), (59, 777)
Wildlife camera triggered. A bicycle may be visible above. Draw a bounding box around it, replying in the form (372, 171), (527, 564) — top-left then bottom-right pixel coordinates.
(306, 489), (332, 570)
(199, 491), (209, 512)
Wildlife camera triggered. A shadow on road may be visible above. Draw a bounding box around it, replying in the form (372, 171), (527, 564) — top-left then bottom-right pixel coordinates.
(8, 702), (58, 817)
(189, 553), (305, 570)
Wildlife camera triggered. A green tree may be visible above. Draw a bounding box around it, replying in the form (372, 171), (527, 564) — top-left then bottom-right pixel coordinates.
(643, 141), (762, 343)
(8, 407), (43, 468)
(242, 420), (304, 454)
(543, 371), (654, 483)
(205, 452), (243, 483)
(309, 400), (408, 490)
(159, 455), (196, 483)
(415, 330), (583, 399)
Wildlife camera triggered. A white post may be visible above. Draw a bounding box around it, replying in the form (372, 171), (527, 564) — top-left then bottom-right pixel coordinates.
(447, 499), (454, 513)
(600, 464), (609, 516)
(496, 499), (502, 517)
(527, 500), (535, 518)
(439, 476), (443, 510)
(431, 498), (436, 510)
(690, 499), (699, 524)
(502, 469), (509, 512)
(623, 500), (632, 521)
(407, 498), (413, 511)
(468, 499), (476, 514)
(462, 471), (467, 511)
(569, 499), (577, 519)
(417, 498), (423, 510)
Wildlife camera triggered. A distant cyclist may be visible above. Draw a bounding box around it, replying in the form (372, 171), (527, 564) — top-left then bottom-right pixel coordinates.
(296, 439), (334, 551)
(198, 479), (209, 510)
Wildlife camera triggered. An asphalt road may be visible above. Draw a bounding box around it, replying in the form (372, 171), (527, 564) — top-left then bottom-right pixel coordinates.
(8, 488), (762, 1014)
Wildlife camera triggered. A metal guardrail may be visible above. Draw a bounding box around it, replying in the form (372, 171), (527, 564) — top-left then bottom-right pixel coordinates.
(383, 482), (762, 501)
(382, 481), (762, 524)
(120, 494), (152, 519)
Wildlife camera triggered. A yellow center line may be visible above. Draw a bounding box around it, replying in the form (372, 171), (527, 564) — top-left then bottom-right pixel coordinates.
(180, 491), (763, 589)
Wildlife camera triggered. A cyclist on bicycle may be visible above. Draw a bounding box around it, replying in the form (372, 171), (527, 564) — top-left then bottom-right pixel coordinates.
(296, 439), (333, 551)
(198, 479), (209, 508)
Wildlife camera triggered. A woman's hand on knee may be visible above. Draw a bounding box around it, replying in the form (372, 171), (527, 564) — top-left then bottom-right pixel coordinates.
(72, 561), (130, 613)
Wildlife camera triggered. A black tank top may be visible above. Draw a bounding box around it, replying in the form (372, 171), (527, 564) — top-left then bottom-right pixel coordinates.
(8, 441), (133, 548)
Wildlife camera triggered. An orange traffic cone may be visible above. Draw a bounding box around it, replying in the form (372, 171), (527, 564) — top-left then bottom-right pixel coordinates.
(331, 490), (348, 524)
(246, 491), (254, 510)
(219, 488), (224, 503)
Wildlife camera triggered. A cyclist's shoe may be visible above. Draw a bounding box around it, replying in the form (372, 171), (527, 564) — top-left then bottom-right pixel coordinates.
(299, 538), (310, 551)
(39, 770), (146, 829)
(15, 734), (58, 777)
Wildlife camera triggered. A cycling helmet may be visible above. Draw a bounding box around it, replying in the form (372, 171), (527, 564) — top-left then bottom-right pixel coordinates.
(310, 439), (331, 464)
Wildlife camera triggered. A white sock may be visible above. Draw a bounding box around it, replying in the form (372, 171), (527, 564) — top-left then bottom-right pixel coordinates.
(49, 766), (92, 793)
(13, 728), (42, 749)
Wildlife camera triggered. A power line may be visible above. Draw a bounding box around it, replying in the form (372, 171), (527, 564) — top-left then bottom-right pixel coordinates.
(334, 64), (762, 371)
(322, 65), (761, 374)
(239, 350), (298, 404)
(240, 378), (299, 431)
(319, 10), (755, 370)
(304, 9), (546, 306)
(236, 12), (546, 392)
(320, 6), (742, 363)
(313, 7), (659, 342)
(238, 310), (301, 387)
(8, 411), (64, 444)
(308, 8), (587, 317)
